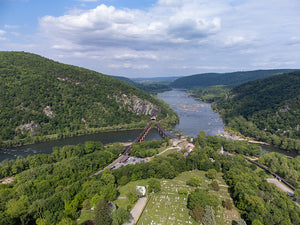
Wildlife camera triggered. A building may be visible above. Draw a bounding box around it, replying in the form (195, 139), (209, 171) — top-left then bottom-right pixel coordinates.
(136, 186), (146, 196)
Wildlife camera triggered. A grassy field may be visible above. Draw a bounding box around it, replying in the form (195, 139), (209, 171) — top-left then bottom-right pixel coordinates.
(137, 170), (240, 225)
(77, 209), (94, 225)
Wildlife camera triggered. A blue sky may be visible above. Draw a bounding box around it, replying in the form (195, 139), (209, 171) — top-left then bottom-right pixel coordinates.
(0, 0), (299, 78)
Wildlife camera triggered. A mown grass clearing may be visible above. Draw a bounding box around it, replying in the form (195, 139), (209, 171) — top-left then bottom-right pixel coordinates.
(77, 209), (94, 225)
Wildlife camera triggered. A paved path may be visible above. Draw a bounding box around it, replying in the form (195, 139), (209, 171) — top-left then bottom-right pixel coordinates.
(267, 178), (294, 194)
(124, 197), (147, 225)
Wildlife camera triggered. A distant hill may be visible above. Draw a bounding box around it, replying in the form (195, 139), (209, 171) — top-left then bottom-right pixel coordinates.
(171, 69), (299, 89)
(112, 75), (172, 94)
(214, 71), (300, 151)
(112, 75), (136, 85)
(132, 76), (182, 84)
(0, 52), (177, 147)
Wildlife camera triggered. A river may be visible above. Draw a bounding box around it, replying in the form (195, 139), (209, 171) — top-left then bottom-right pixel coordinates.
(158, 90), (298, 158)
(0, 89), (297, 161)
(157, 90), (225, 137)
(0, 129), (162, 162)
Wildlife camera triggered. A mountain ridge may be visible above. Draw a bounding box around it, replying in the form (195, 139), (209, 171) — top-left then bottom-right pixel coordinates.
(0, 51), (177, 147)
(213, 71), (300, 151)
(170, 69), (300, 89)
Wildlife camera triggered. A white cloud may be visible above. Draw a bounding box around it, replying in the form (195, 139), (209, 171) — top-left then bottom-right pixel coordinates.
(108, 63), (150, 69)
(224, 35), (246, 46)
(157, 0), (183, 7)
(0, 30), (6, 41)
(0, 30), (6, 36)
(30, 0), (300, 77)
(39, 3), (221, 51)
(5, 25), (20, 29)
(114, 53), (158, 60)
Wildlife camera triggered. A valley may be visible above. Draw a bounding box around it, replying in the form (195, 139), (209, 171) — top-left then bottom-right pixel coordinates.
(1, 1), (300, 224)
(0, 52), (300, 225)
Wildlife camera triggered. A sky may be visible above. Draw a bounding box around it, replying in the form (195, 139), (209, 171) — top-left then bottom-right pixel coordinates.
(0, 0), (299, 78)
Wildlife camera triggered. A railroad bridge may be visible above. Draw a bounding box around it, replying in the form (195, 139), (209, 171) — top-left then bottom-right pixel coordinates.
(124, 119), (173, 155)
(93, 119), (174, 175)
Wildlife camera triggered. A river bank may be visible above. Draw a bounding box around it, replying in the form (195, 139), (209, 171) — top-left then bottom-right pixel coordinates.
(0, 120), (150, 149)
(1, 89), (296, 162)
(218, 130), (270, 146)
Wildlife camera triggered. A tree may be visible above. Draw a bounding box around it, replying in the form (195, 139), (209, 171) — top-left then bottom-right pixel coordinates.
(211, 180), (219, 191)
(202, 205), (216, 225)
(222, 199), (233, 210)
(147, 178), (161, 193)
(187, 189), (220, 210)
(36, 218), (47, 225)
(190, 204), (204, 223)
(178, 188), (188, 195)
(112, 207), (130, 225)
(294, 189), (300, 201)
(206, 169), (217, 179)
(101, 173), (116, 185)
(186, 176), (202, 187)
(6, 196), (29, 219)
(118, 176), (129, 186)
(126, 189), (139, 204)
(94, 199), (112, 225)
(57, 218), (76, 225)
(252, 219), (263, 225)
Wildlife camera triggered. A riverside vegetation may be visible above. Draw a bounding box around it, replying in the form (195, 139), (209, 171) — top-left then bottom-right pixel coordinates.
(1, 133), (300, 224)
(177, 70), (300, 152)
(213, 72), (300, 152)
(0, 52), (178, 148)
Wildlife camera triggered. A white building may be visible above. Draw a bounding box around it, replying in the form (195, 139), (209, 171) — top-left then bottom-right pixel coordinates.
(136, 186), (146, 196)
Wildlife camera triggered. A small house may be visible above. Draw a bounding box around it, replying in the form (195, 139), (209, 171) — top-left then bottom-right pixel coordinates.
(136, 186), (146, 196)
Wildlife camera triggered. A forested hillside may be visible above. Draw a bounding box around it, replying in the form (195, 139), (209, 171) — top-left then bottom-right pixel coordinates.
(213, 71), (300, 151)
(0, 52), (177, 147)
(1, 133), (299, 225)
(171, 69), (299, 89)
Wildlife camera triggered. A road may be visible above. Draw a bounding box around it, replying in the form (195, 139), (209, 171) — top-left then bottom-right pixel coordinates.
(124, 197), (148, 225)
(267, 178), (294, 194)
(92, 155), (125, 176)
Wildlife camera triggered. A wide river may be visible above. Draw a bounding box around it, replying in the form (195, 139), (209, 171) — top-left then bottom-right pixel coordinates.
(0, 90), (297, 161)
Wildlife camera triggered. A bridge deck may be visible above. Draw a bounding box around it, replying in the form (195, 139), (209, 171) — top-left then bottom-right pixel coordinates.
(93, 120), (173, 175)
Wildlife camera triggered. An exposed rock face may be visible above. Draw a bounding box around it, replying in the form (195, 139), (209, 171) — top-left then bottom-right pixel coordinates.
(43, 106), (55, 118)
(279, 105), (290, 113)
(115, 94), (160, 116)
(18, 122), (40, 133)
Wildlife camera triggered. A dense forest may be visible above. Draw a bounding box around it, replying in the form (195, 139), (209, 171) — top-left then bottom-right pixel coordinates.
(258, 152), (300, 188)
(1, 132), (299, 224)
(213, 71), (300, 151)
(187, 85), (230, 103)
(170, 69), (299, 89)
(0, 51), (178, 147)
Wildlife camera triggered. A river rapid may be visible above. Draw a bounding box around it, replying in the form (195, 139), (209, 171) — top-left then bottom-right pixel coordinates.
(0, 89), (297, 161)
